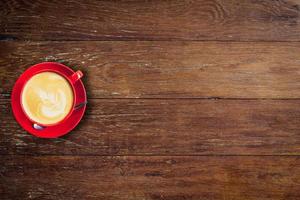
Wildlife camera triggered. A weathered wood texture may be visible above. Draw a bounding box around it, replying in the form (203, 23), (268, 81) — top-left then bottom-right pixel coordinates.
(2, 1), (300, 199)
(2, 41), (300, 98)
(2, 98), (300, 155)
(1, 156), (300, 200)
(1, 0), (300, 41)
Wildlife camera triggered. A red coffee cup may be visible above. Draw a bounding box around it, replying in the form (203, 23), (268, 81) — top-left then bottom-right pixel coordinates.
(11, 62), (87, 138)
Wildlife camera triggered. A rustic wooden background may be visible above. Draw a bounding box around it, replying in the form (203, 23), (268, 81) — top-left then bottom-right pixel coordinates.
(1, 0), (300, 199)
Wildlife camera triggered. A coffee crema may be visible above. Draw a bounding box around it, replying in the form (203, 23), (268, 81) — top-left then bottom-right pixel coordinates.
(21, 72), (74, 125)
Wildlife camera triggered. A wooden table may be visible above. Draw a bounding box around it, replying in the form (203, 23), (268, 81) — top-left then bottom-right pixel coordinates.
(1, 0), (300, 199)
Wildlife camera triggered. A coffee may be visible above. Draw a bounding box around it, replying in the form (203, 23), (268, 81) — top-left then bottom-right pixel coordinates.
(21, 72), (74, 125)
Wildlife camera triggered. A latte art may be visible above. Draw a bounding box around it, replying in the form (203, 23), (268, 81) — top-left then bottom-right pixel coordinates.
(36, 89), (67, 117)
(21, 72), (74, 125)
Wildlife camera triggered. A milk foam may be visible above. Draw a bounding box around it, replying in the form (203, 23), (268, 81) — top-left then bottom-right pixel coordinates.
(21, 72), (74, 125)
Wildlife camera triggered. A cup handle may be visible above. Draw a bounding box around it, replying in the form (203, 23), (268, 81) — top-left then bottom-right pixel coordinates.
(70, 70), (83, 84)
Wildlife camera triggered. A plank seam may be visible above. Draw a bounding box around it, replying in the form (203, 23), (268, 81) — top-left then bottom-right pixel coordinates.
(3, 97), (300, 100)
(1, 154), (300, 157)
(3, 39), (300, 43)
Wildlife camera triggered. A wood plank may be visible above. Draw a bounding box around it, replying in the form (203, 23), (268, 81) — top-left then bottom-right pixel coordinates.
(2, 41), (300, 98)
(1, 156), (300, 200)
(2, 98), (300, 155)
(1, 0), (300, 41)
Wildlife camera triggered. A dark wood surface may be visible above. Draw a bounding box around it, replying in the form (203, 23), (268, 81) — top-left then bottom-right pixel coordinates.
(1, 0), (300, 199)
(1, 0), (300, 41)
(2, 41), (300, 98)
(1, 156), (300, 200)
(2, 98), (300, 156)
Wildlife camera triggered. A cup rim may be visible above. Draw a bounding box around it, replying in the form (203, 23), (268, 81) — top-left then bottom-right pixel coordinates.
(20, 68), (77, 127)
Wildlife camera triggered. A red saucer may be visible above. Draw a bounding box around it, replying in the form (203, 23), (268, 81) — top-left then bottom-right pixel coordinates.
(11, 62), (87, 138)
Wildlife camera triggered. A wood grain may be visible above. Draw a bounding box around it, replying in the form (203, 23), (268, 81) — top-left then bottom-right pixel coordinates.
(2, 41), (300, 98)
(2, 98), (300, 155)
(1, 0), (300, 41)
(2, 0), (300, 198)
(1, 156), (300, 200)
